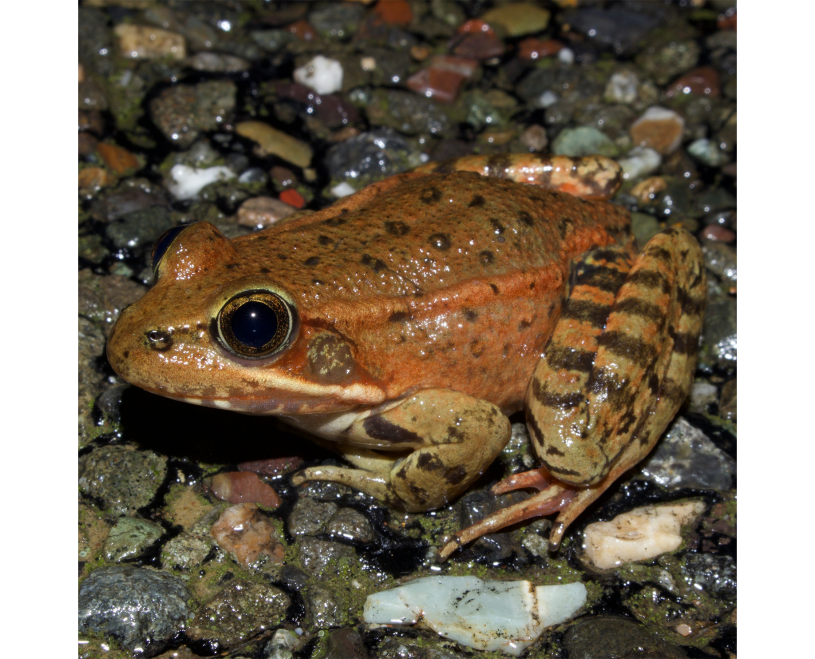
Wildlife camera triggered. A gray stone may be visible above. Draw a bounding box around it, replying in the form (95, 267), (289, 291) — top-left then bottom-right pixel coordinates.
(682, 553), (736, 601)
(78, 566), (191, 652)
(564, 615), (687, 659)
(187, 580), (290, 649)
(309, 3), (364, 40)
(702, 287), (737, 368)
(636, 38), (701, 85)
(298, 537), (354, 577)
(324, 628), (367, 659)
(287, 498), (338, 536)
(367, 89), (452, 137)
(325, 128), (415, 183)
(308, 584), (343, 628)
(162, 533), (215, 570)
(105, 206), (175, 251)
(149, 80), (236, 148)
(326, 507), (374, 543)
(552, 127), (618, 158)
(640, 417), (735, 492)
(104, 517), (164, 562)
(565, 6), (662, 55)
(79, 446), (168, 516)
(702, 240), (737, 283)
(688, 138), (731, 167)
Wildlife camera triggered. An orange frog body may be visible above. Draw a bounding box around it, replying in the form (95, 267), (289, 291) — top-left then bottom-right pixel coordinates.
(107, 155), (705, 557)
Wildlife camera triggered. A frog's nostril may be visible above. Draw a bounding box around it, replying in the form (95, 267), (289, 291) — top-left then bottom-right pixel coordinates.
(146, 329), (173, 351)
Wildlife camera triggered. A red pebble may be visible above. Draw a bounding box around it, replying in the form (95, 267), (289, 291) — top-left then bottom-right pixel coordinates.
(279, 188), (305, 209)
(517, 38), (563, 60)
(406, 67), (467, 104)
(210, 471), (281, 509)
(717, 13), (737, 31)
(457, 19), (495, 37)
(375, 0), (412, 25)
(666, 67), (720, 98)
(287, 19), (316, 41)
(701, 225), (735, 243)
(238, 456), (304, 478)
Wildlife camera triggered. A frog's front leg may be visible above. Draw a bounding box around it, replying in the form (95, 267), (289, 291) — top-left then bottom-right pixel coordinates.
(440, 227), (706, 559)
(290, 389), (511, 512)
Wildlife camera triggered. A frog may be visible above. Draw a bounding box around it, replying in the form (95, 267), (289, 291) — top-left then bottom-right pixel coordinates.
(106, 154), (705, 559)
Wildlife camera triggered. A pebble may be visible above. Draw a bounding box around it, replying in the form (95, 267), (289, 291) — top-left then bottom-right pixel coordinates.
(294, 55), (344, 95)
(703, 287), (737, 368)
(105, 206), (174, 251)
(667, 66), (720, 98)
(630, 212), (661, 251)
(720, 379), (737, 421)
(630, 176), (667, 204)
(78, 79), (108, 111)
(636, 38), (701, 85)
(78, 503), (110, 562)
(161, 533), (214, 570)
(79, 446), (167, 516)
(78, 132), (98, 158)
(618, 146), (661, 180)
(689, 381), (719, 413)
(236, 196), (296, 228)
(405, 55), (478, 104)
(279, 188), (305, 208)
(558, 47), (575, 64)
(325, 127), (414, 181)
(520, 124), (548, 151)
(185, 51), (250, 73)
(238, 456), (303, 477)
(79, 565), (191, 652)
(565, 616), (687, 659)
(287, 19), (318, 41)
(236, 121), (313, 168)
(368, 88), (452, 136)
(450, 31), (505, 60)
(687, 138), (730, 167)
(629, 106), (685, 155)
(78, 167), (116, 193)
(331, 182), (357, 198)
(326, 507), (374, 543)
(265, 628), (304, 659)
(604, 70), (639, 104)
(166, 164), (235, 201)
(640, 417), (736, 491)
(551, 126), (617, 157)
(96, 142), (139, 174)
(149, 80), (236, 148)
(374, 0), (413, 25)
(681, 553), (737, 601)
(701, 224), (736, 243)
(209, 471), (281, 509)
(308, 584), (344, 628)
(288, 498), (338, 536)
(114, 24), (186, 60)
(567, 6), (661, 56)
(210, 503), (285, 567)
(298, 537), (355, 577)
(310, 3), (365, 40)
(187, 580), (290, 649)
(702, 240), (737, 283)
(582, 501), (706, 570)
(480, 3), (551, 37)
(364, 576), (586, 656)
(517, 37), (563, 60)
(104, 517), (164, 562)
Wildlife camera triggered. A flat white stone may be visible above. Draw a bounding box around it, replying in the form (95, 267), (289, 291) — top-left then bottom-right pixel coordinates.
(363, 576), (586, 656)
(294, 55), (344, 95)
(582, 501), (705, 570)
(618, 146), (661, 180)
(330, 182), (357, 198)
(167, 164), (235, 200)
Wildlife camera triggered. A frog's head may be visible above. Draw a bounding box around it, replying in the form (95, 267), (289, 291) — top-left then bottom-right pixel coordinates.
(106, 222), (385, 414)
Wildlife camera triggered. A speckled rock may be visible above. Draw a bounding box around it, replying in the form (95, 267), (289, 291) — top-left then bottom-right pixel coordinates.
(636, 37), (701, 85)
(79, 445), (168, 516)
(298, 537), (355, 578)
(210, 503), (285, 568)
(682, 553), (736, 601)
(161, 533), (216, 570)
(367, 89), (452, 137)
(551, 126), (617, 157)
(702, 240), (737, 283)
(78, 502), (110, 562)
(288, 498), (338, 536)
(104, 517), (164, 562)
(114, 24), (186, 60)
(309, 3), (365, 40)
(187, 580), (290, 649)
(325, 128), (415, 184)
(565, 6), (662, 55)
(78, 565), (192, 652)
(640, 417), (735, 491)
(564, 615), (687, 659)
(308, 584), (344, 628)
(324, 628), (367, 659)
(326, 507), (374, 543)
(702, 287), (737, 368)
(149, 80), (236, 148)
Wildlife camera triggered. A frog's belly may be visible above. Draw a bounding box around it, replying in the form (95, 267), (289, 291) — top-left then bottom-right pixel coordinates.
(353, 277), (564, 414)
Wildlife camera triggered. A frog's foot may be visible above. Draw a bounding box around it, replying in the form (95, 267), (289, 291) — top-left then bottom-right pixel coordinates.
(290, 389), (511, 513)
(437, 480), (575, 561)
(413, 154), (622, 200)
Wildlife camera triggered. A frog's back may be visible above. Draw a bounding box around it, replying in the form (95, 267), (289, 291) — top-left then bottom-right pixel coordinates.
(232, 171), (631, 411)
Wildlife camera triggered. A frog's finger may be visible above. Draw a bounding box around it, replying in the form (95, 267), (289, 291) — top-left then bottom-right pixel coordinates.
(414, 154), (623, 200)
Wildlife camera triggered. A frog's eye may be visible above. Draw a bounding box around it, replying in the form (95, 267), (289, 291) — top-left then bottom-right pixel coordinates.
(151, 225), (188, 277)
(217, 290), (295, 358)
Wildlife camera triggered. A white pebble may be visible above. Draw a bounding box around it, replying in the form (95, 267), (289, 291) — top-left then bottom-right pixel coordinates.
(167, 164), (235, 201)
(294, 55), (344, 95)
(605, 71), (639, 104)
(582, 501), (705, 570)
(537, 90), (559, 108)
(618, 146), (661, 180)
(330, 182), (357, 198)
(558, 47), (575, 64)
(364, 576), (586, 656)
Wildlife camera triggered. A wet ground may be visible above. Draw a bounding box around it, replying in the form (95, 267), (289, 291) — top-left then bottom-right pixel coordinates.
(77, 2), (736, 658)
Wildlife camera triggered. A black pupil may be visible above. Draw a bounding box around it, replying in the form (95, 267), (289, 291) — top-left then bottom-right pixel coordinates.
(151, 225), (187, 270)
(231, 300), (279, 349)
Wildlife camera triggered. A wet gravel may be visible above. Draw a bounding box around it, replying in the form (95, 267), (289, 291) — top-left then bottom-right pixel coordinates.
(78, 2), (737, 657)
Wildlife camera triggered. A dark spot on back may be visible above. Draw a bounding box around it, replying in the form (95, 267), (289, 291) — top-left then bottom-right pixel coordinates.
(559, 218), (574, 238)
(389, 311), (410, 323)
(468, 194), (485, 208)
(428, 233), (451, 251)
(480, 250), (494, 265)
(490, 218), (505, 235)
(361, 254), (388, 273)
(518, 319), (532, 330)
(259, 267), (270, 273)
(324, 216), (346, 226)
(463, 309), (478, 322)
(384, 221), (410, 236)
(420, 186), (442, 204)
(318, 235), (332, 246)
(304, 256), (320, 267)
(225, 263), (239, 270)
(519, 211), (534, 226)
(489, 283), (499, 294)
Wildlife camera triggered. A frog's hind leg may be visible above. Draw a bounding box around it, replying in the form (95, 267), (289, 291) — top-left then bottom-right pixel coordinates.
(439, 228), (705, 558)
(291, 389), (511, 512)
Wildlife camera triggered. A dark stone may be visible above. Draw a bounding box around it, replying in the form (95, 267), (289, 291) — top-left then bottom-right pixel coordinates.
(681, 553), (737, 601)
(564, 615), (687, 659)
